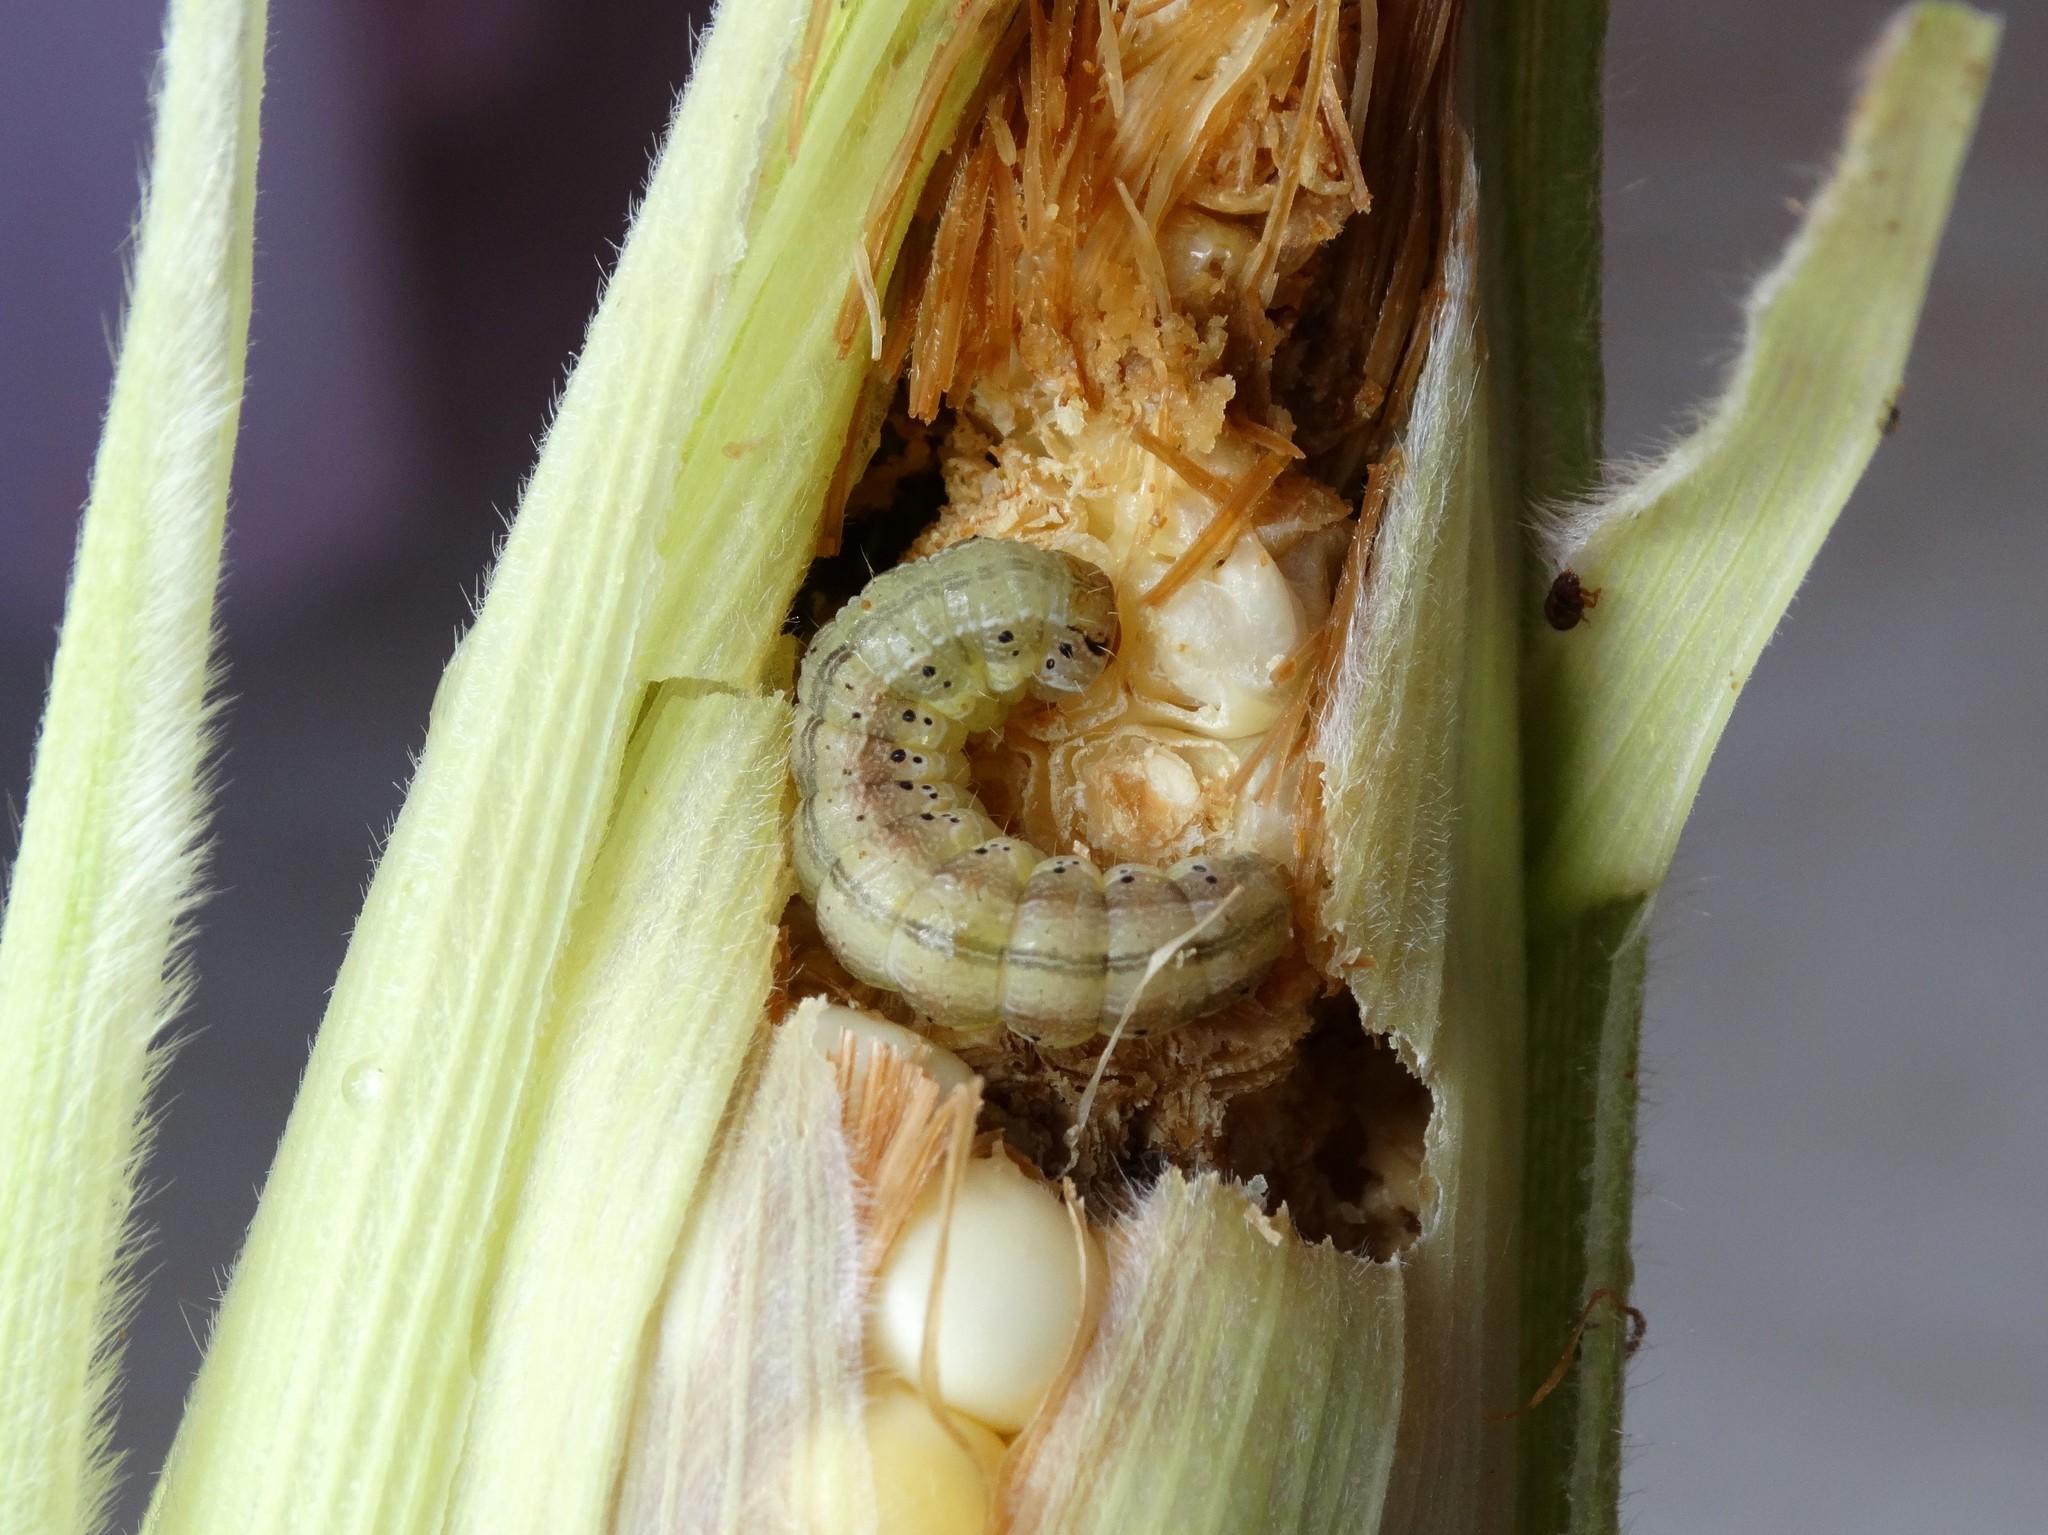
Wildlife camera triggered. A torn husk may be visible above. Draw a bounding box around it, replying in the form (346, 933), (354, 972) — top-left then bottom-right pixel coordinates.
(1003, 1173), (1404, 1532)
(613, 1026), (871, 1535)
(1303, 154), (1525, 1529)
(616, 1012), (983, 1535)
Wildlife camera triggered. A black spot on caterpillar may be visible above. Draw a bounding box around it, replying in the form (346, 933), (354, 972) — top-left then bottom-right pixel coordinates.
(791, 537), (1293, 1045)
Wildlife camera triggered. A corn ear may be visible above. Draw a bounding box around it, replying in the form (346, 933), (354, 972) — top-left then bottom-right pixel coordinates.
(14, 2), (1988, 1532)
(647, 168), (1520, 1529)
(627, 62), (1524, 1535)
(143, 4), (1012, 1532)
(1510, 9), (1999, 1532)
(0, 2), (263, 1530)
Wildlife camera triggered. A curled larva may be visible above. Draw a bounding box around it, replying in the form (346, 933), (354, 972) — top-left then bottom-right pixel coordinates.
(791, 537), (1292, 1045)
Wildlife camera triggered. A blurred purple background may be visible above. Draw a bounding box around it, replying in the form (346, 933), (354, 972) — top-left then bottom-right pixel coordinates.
(2, 3), (2042, 1530)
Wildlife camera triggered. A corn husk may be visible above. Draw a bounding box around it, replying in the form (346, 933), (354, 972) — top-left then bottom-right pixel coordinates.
(614, 1007), (985, 1535)
(612, 130), (1514, 1535)
(613, 1024), (873, 1535)
(442, 686), (790, 1533)
(139, 4), (1013, 1532)
(1302, 154), (1526, 1531)
(1004, 1172), (1404, 1531)
(0, 3), (263, 1531)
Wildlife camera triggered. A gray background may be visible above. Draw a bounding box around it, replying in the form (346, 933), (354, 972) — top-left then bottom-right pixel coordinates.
(2, 2), (2040, 1529)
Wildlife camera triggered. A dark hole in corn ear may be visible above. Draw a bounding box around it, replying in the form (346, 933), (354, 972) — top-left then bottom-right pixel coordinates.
(1218, 992), (1432, 1261)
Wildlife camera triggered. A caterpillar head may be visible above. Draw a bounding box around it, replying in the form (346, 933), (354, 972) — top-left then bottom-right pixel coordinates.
(1034, 551), (1120, 697)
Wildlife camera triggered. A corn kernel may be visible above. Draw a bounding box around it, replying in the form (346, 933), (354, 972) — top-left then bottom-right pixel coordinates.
(872, 1152), (1104, 1434)
(798, 1383), (1005, 1535)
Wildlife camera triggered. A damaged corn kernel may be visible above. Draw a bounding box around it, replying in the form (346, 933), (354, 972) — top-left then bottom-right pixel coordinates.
(800, 997), (977, 1094)
(888, 0), (1374, 877)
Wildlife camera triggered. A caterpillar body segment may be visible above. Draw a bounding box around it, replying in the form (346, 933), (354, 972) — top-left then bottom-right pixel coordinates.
(791, 538), (1293, 1043)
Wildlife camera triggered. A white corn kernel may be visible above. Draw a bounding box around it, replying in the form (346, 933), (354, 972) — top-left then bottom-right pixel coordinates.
(797, 1383), (1005, 1535)
(872, 1152), (1105, 1434)
(798, 998), (977, 1095)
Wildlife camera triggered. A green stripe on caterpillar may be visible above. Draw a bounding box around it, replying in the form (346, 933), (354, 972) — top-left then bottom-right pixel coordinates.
(791, 537), (1292, 1045)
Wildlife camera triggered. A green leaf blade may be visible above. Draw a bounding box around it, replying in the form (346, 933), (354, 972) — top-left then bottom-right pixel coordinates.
(1528, 4), (2002, 920)
(0, 2), (265, 1531)
(1510, 11), (1999, 1535)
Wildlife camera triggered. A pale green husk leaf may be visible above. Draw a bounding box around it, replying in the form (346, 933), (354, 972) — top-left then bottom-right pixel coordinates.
(443, 686), (790, 1534)
(143, 3), (1009, 1532)
(1306, 157), (1527, 1533)
(0, 2), (264, 1531)
(1005, 1173), (1403, 1533)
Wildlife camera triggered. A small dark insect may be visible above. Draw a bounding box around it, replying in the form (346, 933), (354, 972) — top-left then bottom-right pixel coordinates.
(1882, 399), (1903, 435)
(1544, 568), (1602, 631)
